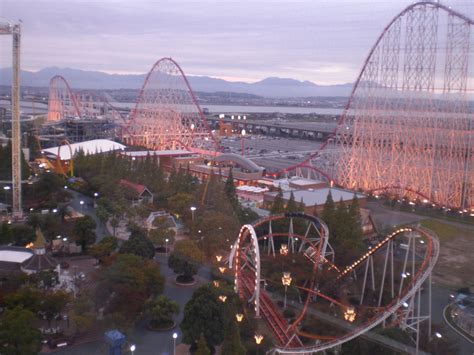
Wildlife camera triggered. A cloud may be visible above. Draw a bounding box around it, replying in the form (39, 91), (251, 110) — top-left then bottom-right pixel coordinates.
(1, 0), (472, 84)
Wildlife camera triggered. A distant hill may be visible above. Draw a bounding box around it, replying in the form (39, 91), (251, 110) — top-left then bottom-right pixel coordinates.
(0, 67), (353, 98)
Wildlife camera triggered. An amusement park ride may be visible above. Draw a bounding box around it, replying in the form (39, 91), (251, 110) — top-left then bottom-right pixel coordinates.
(2, 0), (470, 351)
(42, 2), (473, 212)
(225, 213), (439, 354)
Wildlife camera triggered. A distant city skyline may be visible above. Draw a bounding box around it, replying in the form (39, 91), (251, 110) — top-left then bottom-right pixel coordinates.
(1, 0), (473, 85)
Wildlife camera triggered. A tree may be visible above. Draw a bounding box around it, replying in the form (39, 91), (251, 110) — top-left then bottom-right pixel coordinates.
(4, 287), (41, 314)
(70, 291), (95, 335)
(174, 239), (205, 263)
(148, 227), (175, 247)
(96, 204), (110, 226)
(10, 224), (35, 246)
(96, 254), (164, 322)
(224, 169), (238, 209)
(110, 217), (119, 237)
(167, 192), (194, 217)
(321, 190), (335, 231)
(221, 320), (246, 355)
(348, 194), (363, 240)
(40, 290), (70, 327)
(119, 228), (155, 259)
(0, 222), (13, 245)
(195, 334), (211, 355)
(168, 253), (198, 283)
(146, 295), (179, 328)
(0, 306), (42, 355)
(73, 215), (97, 249)
(270, 187), (285, 214)
(181, 284), (225, 348)
(88, 236), (117, 263)
(286, 191), (298, 213)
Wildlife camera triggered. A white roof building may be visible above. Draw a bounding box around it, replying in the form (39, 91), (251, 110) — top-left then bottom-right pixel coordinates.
(43, 139), (126, 160)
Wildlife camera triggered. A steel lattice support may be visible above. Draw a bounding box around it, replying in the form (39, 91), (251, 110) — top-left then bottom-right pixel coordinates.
(47, 75), (82, 121)
(333, 2), (474, 209)
(284, 2), (473, 210)
(0, 22), (22, 218)
(125, 57), (218, 152)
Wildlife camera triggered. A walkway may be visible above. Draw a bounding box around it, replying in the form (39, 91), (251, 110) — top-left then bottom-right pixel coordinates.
(46, 254), (211, 354)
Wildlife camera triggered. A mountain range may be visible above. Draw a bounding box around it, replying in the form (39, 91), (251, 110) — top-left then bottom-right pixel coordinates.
(0, 67), (353, 98)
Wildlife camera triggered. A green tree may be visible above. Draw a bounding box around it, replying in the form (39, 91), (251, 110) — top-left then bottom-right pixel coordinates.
(73, 215), (97, 249)
(70, 291), (95, 335)
(119, 228), (155, 259)
(110, 217), (119, 237)
(270, 187), (285, 214)
(0, 222), (13, 245)
(168, 253), (198, 282)
(96, 204), (110, 226)
(0, 307), (41, 355)
(286, 191), (298, 213)
(146, 295), (179, 328)
(224, 169), (238, 209)
(321, 190), (335, 231)
(167, 192), (194, 217)
(181, 284), (225, 348)
(348, 194), (363, 240)
(88, 236), (117, 263)
(4, 287), (41, 313)
(96, 254), (164, 322)
(10, 224), (35, 246)
(195, 333), (211, 355)
(40, 290), (70, 327)
(221, 320), (246, 355)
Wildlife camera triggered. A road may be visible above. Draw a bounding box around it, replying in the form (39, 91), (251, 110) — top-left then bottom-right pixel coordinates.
(68, 190), (108, 242)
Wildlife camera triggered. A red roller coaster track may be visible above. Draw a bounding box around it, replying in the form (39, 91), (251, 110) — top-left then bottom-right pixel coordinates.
(125, 57), (219, 152)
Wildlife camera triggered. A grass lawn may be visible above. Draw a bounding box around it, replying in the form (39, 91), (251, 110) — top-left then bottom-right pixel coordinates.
(420, 219), (474, 289)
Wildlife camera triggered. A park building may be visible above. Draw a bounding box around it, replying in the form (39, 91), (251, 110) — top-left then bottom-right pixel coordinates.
(0, 228), (58, 276)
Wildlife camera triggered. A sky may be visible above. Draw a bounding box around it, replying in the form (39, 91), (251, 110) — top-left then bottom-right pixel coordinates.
(1, 0), (473, 85)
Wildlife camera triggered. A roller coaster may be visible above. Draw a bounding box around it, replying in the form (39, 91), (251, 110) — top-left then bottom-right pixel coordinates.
(226, 213), (439, 354)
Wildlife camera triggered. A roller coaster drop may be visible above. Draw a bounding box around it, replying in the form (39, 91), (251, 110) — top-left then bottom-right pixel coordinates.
(227, 213), (439, 354)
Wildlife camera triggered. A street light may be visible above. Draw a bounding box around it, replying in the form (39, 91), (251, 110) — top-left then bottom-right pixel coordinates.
(344, 307), (356, 322)
(79, 200), (84, 213)
(254, 333), (263, 344)
(216, 255), (222, 262)
(241, 129), (246, 157)
(93, 192), (99, 206)
(130, 344), (136, 355)
(280, 244), (289, 256)
(236, 313), (244, 322)
(219, 295), (227, 303)
(165, 238), (169, 256)
(172, 332), (178, 355)
(435, 332), (442, 338)
(281, 272), (292, 309)
(190, 206), (196, 221)
(3, 186), (10, 206)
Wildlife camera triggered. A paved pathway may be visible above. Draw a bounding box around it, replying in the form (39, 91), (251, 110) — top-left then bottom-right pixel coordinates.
(47, 254), (210, 355)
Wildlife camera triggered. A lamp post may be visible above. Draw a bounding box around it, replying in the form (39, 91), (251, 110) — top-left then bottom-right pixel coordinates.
(172, 332), (178, 355)
(281, 272), (292, 309)
(240, 129), (246, 156)
(3, 186), (10, 208)
(79, 200), (84, 213)
(190, 206), (196, 222)
(254, 333), (263, 355)
(93, 192), (98, 207)
(130, 344), (136, 355)
(165, 238), (169, 256)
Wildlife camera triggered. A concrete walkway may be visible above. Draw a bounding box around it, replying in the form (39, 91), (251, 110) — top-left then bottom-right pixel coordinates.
(47, 254), (210, 354)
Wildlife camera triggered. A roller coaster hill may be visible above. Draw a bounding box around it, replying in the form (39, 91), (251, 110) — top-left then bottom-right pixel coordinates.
(223, 212), (440, 354)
